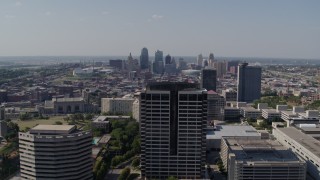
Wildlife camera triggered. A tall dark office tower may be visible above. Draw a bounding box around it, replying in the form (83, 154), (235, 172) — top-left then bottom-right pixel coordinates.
(140, 47), (149, 69)
(140, 82), (207, 179)
(237, 63), (262, 102)
(153, 50), (164, 74)
(201, 68), (217, 91)
(165, 54), (172, 64)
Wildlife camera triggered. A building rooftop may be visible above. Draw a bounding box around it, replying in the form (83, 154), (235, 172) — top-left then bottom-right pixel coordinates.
(207, 90), (218, 94)
(53, 97), (84, 102)
(93, 116), (108, 122)
(278, 127), (320, 158)
(281, 110), (298, 116)
(207, 125), (260, 139)
(29, 125), (76, 135)
(225, 138), (301, 162)
(262, 109), (280, 113)
(93, 115), (131, 122)
(241, 107), (261, 112)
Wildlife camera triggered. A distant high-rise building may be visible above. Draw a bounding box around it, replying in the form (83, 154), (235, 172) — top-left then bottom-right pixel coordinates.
(155, 50), (163, 62)
(209, 53), (214, 67)
(237, 63), (262, 102)
(127, 52), (139, 71)
(19, 125), (92, 180)
(178, 58), (188, 70)
(197, 54), (203, 67)
(153, 50), (164, 74)
(227, 60), (240, 74)
(109, 59), (125, 70)
(203, 59), (209, 67)
(201, 68), (217, 91)
(140, 82), (207, 179)
(165, 54), (172, 64)
(214, 61), (227, 77)
(140, 47), (149, 69)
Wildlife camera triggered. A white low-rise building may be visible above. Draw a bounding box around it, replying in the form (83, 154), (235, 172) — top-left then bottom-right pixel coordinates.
(132, 99), (140, 121)
(281, 109), (320, 126)
(261, 109), (281, 121)
(273, 124), (320, 180)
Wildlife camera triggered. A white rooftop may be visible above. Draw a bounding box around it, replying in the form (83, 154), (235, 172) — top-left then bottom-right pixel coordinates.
(207, 125), (260, 139)
(30, 125), (76, 135)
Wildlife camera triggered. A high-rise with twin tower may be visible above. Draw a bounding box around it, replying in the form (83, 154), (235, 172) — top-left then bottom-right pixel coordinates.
(140, 82), (207, 179)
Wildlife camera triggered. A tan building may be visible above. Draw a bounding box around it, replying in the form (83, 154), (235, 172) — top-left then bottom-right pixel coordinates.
(19, 125), (92, 180)
(101, 98), (134, 115)
(132, 99), (140, 121)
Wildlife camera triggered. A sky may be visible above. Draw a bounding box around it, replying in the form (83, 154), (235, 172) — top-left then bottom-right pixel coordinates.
(0, 0), (320, 59)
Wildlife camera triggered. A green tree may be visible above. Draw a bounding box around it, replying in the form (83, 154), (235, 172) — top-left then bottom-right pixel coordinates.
(54, 121), (63, 125)
(131, 136), (140, 153)
(131, 158), (140, 168)
(118, 167), (130, 180)
(19, 113), (32, 121)
(167, 176), (178, 180)
(85, 113), (94, 120)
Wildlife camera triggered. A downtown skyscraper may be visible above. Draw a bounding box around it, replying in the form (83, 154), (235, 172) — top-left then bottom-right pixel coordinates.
(140, 82), (207, 179)
(140, 47), (149, 70)
(237, 62), (262, 102)
(153, 50), (164, 74)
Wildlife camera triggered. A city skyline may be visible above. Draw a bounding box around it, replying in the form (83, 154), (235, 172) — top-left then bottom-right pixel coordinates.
(0, 0), (319, 59)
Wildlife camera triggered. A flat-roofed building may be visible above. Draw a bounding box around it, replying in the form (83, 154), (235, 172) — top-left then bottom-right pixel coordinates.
(261, 109), (281, 121)
(207, 91), (225, 121)
(221, 89), (237, 101)
(273, 125), (320, 180)
(43, 97), (87, 114)
(281, 109), (320, 126)
(276, 105), (288, 111)
(257, 103), (268, 110)
(221, 137), (306, 180)
(101, 97), (134, 115)
(281, 110), (299, 121)
(224, 107), (241, 121)
(206, 125), (260, 150)
(92, 116), (110, 132)
(240, 107), (261, 119)
(19, 125), (92, 180)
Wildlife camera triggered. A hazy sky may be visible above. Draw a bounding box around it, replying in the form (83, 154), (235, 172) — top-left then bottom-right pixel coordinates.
(1, 0), (319, 59)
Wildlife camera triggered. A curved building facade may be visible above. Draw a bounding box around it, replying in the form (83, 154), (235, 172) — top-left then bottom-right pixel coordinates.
(19, 125), (92, 180)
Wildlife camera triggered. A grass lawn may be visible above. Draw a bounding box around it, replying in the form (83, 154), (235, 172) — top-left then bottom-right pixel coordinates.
(13, 116), (68, 130)
(0, 141), (18, 154)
